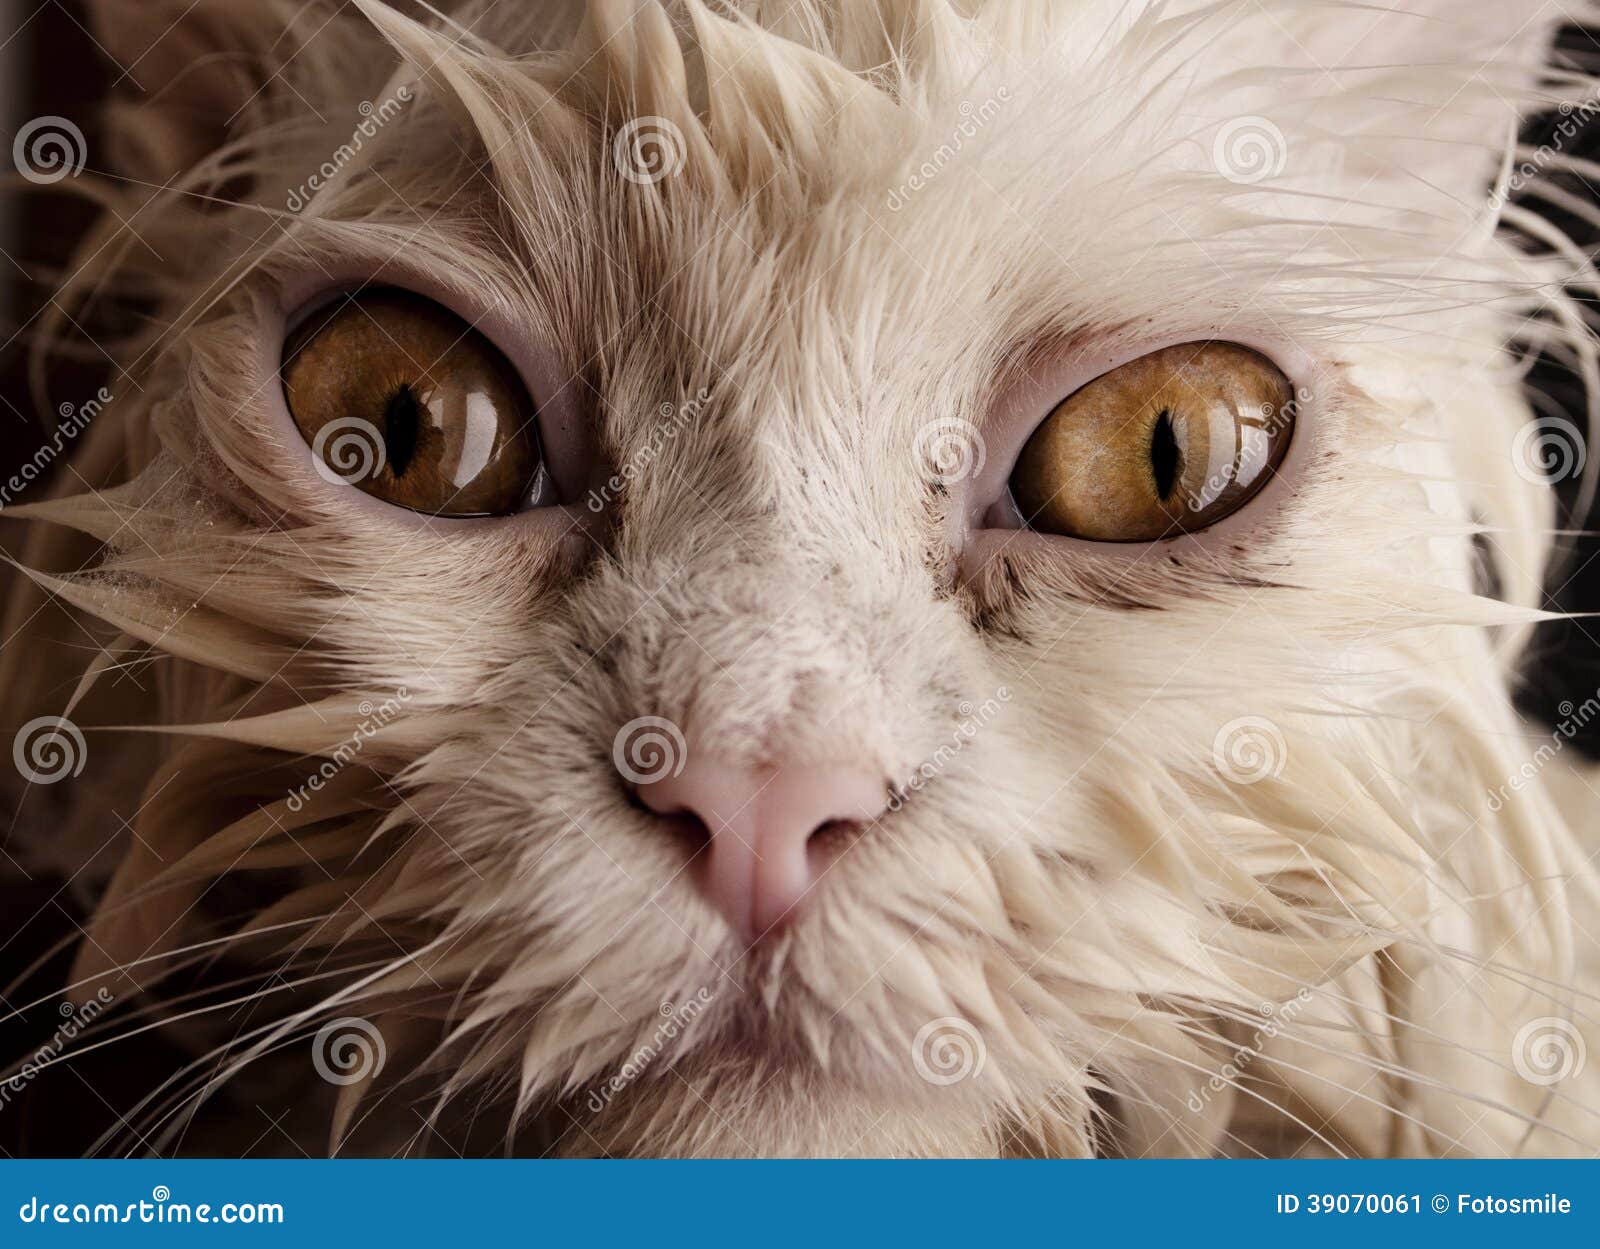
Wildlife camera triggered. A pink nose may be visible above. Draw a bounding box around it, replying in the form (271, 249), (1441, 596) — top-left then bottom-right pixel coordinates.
(635, 756), (889, 942)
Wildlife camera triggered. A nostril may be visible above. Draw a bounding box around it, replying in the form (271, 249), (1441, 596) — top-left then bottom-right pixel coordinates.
(628, 751), (893, 941)
(657, 809), (714, 857)
(622, 783), (710, 853)
(805, 816), (863, 860)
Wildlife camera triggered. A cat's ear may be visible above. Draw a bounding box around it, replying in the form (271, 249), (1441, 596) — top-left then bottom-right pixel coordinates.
(84, 0), (292, 182)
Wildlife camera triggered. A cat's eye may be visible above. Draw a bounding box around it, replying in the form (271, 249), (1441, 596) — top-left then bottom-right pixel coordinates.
(1008, 341), (1295, 541)
(282, 289), (550, 517)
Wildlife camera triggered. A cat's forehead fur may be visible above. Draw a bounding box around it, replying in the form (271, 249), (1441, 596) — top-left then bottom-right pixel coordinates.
(310, 0), (1542, 346)
(5, 0), (1598, 1157)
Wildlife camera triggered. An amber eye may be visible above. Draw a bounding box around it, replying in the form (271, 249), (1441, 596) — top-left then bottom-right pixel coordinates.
(282, 289), (548, 517)
(1008, 341), (1296, 541)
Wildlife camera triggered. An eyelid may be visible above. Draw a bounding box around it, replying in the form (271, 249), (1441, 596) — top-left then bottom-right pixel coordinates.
(282, 289), (353, 340)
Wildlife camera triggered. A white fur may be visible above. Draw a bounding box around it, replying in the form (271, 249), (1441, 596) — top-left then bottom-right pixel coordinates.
(2, 0), (1598, 1156)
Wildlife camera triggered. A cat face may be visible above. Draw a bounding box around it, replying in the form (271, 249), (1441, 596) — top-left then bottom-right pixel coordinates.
(10, 0), (1596, 1157)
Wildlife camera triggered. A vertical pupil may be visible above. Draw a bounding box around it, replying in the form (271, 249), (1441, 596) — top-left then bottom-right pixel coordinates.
(1150, 409), (1180, 500)
(384, 384), (420, 476)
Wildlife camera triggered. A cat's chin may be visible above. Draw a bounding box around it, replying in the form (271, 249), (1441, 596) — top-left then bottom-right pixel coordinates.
(562, 1068), (1017, 1158)
(535, 1003), (1093, 1158)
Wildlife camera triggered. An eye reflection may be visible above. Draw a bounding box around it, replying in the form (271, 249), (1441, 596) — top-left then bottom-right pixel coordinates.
(452, 394), (498, 488)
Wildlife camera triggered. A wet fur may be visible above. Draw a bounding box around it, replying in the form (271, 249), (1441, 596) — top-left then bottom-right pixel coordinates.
(2, 0), (1599, 1156)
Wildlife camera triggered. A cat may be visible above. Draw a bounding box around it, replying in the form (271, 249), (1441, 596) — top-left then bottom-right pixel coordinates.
(2, 0), (1598, 1157)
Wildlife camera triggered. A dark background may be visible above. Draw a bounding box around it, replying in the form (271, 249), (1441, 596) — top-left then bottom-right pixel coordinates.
(1, 1), (237, 1158)
(1511, 26), (1600, 735)
(1, 2), (106, 473)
